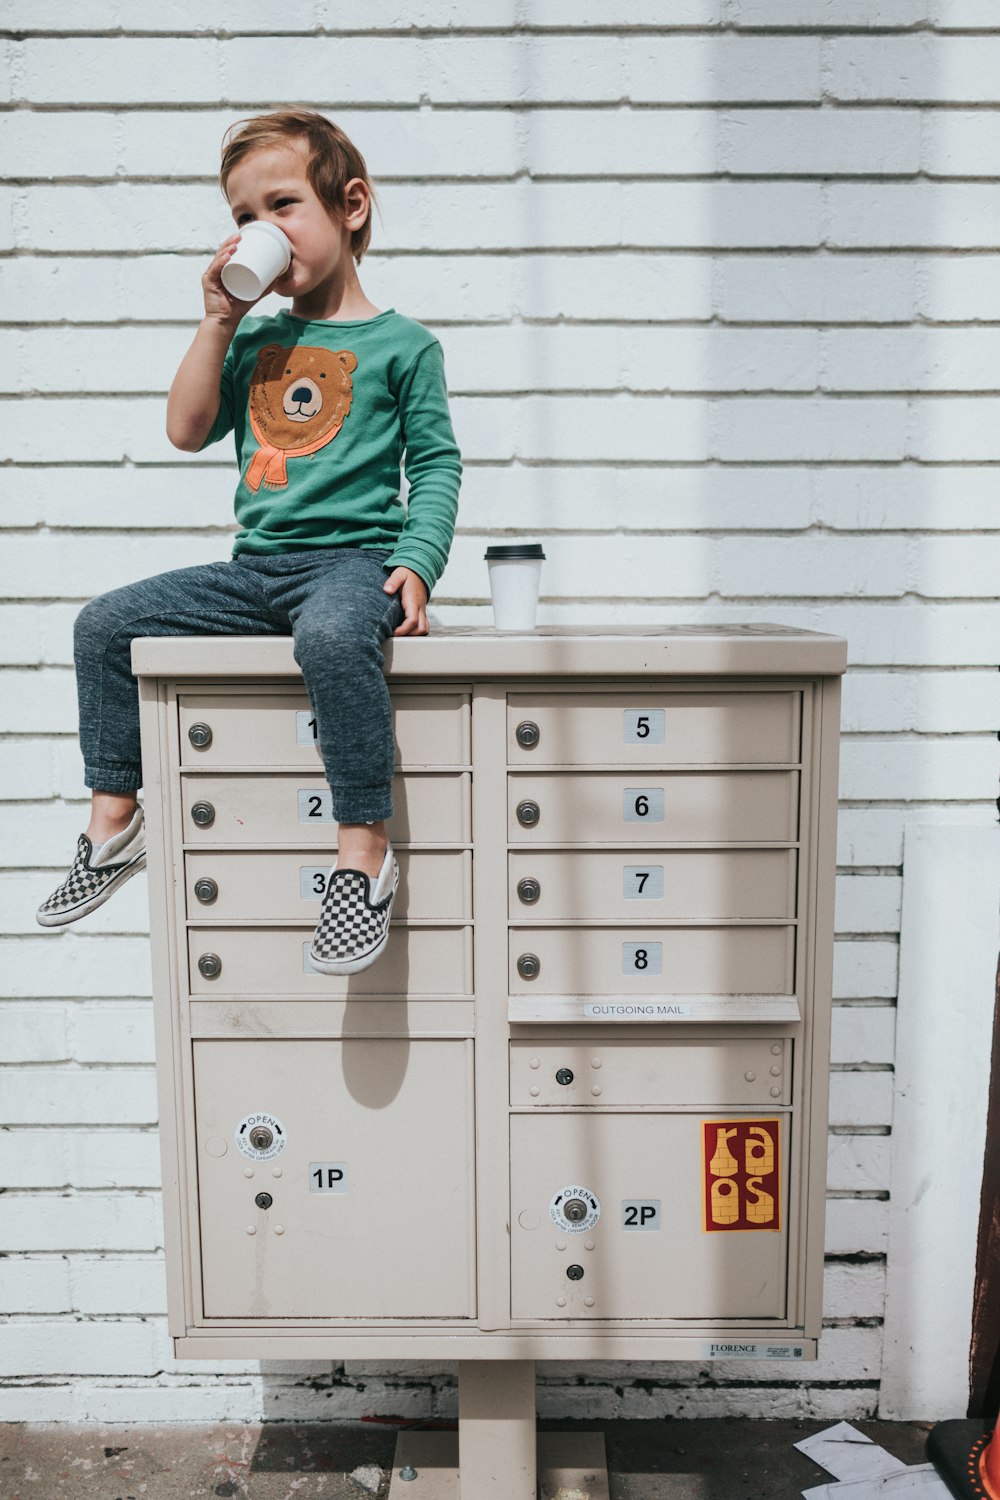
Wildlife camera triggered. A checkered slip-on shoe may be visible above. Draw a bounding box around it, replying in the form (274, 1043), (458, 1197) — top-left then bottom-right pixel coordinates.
(308, 845), (399, 976)
(36, 807), (146, 928)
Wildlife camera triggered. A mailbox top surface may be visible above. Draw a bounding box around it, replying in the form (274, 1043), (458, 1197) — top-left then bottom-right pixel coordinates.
(132, 624), (847, 680)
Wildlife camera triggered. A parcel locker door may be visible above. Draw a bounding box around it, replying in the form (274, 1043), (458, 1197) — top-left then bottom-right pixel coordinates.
(194, 1039), (475, 1319)
(510, 1112), (789, 1321)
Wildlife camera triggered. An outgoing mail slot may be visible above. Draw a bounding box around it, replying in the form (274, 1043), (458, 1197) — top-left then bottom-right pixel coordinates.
(181, 773), (471, 845)
(179, 690), (470, 769)
(507, 691), (801, 766)
(508, 848), (796, 920)
(188, 925), (472, 997)
(510, 1038), (791, 1107)
(185, 849), (471, 921)
(508, 925), (794, 995)
(507, 772), (799, 845)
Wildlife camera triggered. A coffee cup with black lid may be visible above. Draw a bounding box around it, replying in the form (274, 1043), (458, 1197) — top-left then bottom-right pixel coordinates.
(485, 543), (546, 630)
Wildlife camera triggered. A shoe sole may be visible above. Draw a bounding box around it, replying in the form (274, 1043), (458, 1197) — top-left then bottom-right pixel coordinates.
(35, 852), (147, 928)
(308, 925), (391, 976)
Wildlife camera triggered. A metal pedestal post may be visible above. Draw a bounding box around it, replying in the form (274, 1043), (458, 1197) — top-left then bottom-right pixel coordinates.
(389, 1360), (608, 1498)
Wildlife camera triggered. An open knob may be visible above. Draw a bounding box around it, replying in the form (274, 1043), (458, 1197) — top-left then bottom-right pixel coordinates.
(188, 722), (213, 749)
(193, 877), (218, 904)
(191, 801), (215, 828)
(516, 800), (540, 828)
(197, 953), (222, 979)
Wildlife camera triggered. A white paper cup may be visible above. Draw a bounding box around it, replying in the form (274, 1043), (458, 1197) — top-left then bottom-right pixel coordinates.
(221, 221), (292, 301)
(485, 543), (546, 630)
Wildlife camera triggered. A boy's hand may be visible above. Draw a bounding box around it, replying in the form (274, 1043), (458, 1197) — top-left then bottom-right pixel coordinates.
(203, 233), (279, 327)
(384, 567), (429, 636)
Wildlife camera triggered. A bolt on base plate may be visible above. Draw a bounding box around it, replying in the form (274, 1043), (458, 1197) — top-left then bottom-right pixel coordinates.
(388, 1431), (609, 1500)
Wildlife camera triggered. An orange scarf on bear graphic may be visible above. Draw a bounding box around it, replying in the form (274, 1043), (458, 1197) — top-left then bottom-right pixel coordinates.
(244, 411), (348, 491)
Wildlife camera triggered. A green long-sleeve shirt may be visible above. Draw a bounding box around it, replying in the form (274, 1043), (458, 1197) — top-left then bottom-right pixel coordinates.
(198, 307), (462, 592)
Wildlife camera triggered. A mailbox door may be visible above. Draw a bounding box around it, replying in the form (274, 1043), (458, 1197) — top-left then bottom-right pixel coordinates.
(194, 1038), (476, 1320)
(510, 1112), (789, 1321)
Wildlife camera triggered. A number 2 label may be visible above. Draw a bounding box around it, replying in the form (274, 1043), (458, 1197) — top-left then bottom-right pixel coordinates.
(297, 789), (333, 822)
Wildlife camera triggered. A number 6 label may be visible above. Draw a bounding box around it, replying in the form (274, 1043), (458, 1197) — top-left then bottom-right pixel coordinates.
(623, 787), (664, 822)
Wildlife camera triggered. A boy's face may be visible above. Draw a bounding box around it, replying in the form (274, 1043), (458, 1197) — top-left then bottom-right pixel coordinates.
(225, 141), (355, 301)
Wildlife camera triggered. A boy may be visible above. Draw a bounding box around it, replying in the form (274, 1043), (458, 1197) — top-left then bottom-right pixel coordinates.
(36, 110), (462, 975)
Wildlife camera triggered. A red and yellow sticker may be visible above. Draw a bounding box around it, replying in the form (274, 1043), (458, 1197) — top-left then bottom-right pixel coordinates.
(701, 1118), (781, 1233)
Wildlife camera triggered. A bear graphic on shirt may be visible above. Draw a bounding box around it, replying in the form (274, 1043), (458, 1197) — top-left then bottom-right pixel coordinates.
(245, 342), (358, 492)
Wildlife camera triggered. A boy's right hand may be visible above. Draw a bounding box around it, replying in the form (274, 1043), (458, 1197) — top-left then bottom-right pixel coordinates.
(202, 233), (263, 328)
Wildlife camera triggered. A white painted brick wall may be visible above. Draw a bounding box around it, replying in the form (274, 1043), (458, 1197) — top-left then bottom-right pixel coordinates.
(2, 6), (997, 1424)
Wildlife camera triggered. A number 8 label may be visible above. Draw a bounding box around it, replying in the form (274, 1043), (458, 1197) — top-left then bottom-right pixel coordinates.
(622, 942), (663, 976)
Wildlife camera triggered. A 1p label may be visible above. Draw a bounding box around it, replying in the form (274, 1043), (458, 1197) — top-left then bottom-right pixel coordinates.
(309, 1162), (348, 1194)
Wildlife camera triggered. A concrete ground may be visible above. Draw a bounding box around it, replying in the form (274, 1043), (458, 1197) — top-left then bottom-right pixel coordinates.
(0, 1416), (935, 1499)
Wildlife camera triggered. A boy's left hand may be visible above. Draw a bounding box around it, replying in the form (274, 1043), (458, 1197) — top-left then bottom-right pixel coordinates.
(384, 567), (429, 636)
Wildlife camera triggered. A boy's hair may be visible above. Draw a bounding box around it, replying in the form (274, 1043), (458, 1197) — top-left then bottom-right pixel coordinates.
(220, 110), (376, 263)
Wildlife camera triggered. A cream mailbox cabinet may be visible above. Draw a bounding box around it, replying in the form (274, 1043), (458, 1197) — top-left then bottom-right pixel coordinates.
(135, 625), (845, 1486)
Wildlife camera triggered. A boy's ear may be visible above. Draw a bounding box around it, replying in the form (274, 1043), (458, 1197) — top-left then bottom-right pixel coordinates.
(342, 178), (370, 227)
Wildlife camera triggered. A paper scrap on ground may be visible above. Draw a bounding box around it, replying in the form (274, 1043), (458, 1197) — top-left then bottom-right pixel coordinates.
(795, 1422), (908, 1483)
(801, 1463), (953, 1500)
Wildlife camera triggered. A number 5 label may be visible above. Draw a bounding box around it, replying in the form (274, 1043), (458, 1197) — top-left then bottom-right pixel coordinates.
(624, 709), (665, 744)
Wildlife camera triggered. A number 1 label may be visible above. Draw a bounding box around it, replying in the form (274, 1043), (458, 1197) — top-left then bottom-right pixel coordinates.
(295, 711), (320, 747)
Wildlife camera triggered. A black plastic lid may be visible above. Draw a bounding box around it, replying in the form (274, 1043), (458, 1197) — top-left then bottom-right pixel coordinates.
(484, 543), (546, 560)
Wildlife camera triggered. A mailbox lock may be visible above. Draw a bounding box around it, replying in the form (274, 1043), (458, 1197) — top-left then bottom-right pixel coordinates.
(248, 1126), (273, 1151)
(188, 722), (213, 749)
(555, 1068), (575, 1086)
(197, 952), (222, 980)
(191, 801), (216, 828)
(254, 1192), (273, 1210)
(516, 799), (540, 828)
(563, 1197), (588, 1224)
(566, 1264), (585, 1281)
(515, 720), (540, 749)
(517, 952), (541, 981)
(193, 877), (218, 905)
(517, 877), (541, 905)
